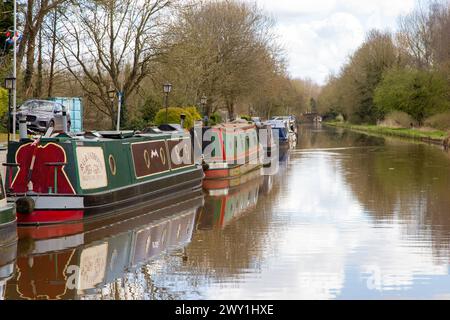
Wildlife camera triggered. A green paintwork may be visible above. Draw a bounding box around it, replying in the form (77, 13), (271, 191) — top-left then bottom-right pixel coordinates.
(0, 205), (15, 226)
(6, 131), (198, 196)
(206, 127), (259, 162)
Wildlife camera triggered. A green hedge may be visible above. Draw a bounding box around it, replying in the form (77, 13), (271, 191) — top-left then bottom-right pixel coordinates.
(155, 107), (195, 129)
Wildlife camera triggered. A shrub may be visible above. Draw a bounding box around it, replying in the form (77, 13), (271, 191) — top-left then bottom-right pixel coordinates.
(378, 111), (416, 128)
(139, 96), (161, 123)
(209, 112), (222, 125)
(184, 106), (202, 122)
(154, 107), (195, 129)
(0, 88), (9, 131)
(335, 114), (345, 123)
(374, 68), (450, 125)
(424, 112), (450, 131)
(123, 117), (149, 131)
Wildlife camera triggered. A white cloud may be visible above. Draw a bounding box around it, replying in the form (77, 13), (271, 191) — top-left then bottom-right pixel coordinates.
(248, 0), (422, 84)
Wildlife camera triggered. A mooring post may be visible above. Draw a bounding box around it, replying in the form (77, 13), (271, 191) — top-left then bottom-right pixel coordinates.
(62, 107), (68, 133)
(18, 113), (27, 140)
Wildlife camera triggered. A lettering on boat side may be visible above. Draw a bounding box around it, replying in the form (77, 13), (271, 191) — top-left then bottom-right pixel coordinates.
(131, 138), (194, 178)
(76, 147), (108, 190)
(168, 138), (193, 170)
(131, 140), (171, 178)
(66, 243), (108, 291)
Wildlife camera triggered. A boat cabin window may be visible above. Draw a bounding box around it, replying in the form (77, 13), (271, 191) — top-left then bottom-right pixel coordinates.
(211, 136), (216, 158)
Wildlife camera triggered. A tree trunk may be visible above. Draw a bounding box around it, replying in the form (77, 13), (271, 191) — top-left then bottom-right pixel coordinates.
(23, 5), (49, 96)
(34, 28), (43, 98)
(227, 101), (235, 121)
(47, 9), (58, 97)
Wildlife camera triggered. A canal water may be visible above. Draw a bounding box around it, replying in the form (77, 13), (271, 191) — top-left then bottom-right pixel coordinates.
(3, 124), (450, 300)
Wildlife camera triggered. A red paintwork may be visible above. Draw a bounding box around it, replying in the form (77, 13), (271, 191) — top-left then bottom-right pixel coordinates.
(209, 126), (259, 163)
(16, 250), (75, 300)
(11, 143), (75, 195)
(203, 179), (231, 190)
(18, 222), (84, 240)
(204, 169), (230, 179)
(17, 210), (84, 225)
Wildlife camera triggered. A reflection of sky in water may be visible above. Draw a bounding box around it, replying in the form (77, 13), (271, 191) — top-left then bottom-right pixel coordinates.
(145, 145), (450, 300)
(87, 127), (450, 300)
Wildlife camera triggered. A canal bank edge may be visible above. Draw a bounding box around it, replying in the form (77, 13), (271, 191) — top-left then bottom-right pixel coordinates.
(325, 122), (448, 146)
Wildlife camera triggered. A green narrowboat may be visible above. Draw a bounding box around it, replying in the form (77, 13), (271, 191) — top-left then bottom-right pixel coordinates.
(0, 151), (16, 230)
(201, 122), (262, 184)
(5, 127), (204, 225)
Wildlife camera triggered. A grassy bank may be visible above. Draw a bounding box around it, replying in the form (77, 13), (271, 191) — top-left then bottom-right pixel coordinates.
(326, 122), (448, 145)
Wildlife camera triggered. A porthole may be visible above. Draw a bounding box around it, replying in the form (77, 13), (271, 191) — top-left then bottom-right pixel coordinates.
(109, 155), (117, 176)
(144, 150), (151, 169)
(160, 147), (166, 165)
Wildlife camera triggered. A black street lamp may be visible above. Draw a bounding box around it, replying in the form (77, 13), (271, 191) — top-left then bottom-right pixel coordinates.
(200, 95), (207, 125)
(163, 82), (172, 124)
(4, 75), (16, 143)
(107, 87), (116, 101)
(107, 86), (116, 130)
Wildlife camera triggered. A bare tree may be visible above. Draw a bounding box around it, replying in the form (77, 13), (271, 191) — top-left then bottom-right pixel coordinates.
(163, 1), (281, 119)
(397, 2), (435, 69)
(45, 7), (59, 97)
(58, 0), (171, 129)
(18, 0), (68, 97)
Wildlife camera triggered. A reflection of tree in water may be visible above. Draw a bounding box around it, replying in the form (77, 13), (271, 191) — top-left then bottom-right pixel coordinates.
(298, 125), (385, 150)
(128, 167), (290, 299)
(90, 166), (289, 299)
(186, 172), (285, 277)
(341, 139), (450, 258)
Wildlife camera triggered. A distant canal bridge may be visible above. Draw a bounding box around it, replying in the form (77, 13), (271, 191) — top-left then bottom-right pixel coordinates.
(300, 113), (322, 123)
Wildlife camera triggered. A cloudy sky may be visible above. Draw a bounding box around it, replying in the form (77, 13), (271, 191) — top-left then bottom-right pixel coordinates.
(249, 0), (423, 85)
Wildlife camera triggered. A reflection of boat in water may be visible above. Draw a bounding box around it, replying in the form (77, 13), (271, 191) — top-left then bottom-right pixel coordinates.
(260, 175), (274, 195)
(0, 162), (17, 300)
(0, 223), (17, 300)
(198, 174), (264, 230)
(5, 125), (204, 225)
(5, 191), (203, 300)
(203, 166), (262, 191)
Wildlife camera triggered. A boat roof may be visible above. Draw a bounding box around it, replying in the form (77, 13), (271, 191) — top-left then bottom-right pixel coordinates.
(266, 120), (288, 128)
(25, 125), (188, 143)
(212, 122), (256, 131)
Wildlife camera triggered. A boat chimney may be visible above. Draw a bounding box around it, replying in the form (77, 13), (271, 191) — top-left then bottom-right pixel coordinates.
(19, 113), (27, 140)
(62, 106), (68, 133)
(180, 113), (186, 129)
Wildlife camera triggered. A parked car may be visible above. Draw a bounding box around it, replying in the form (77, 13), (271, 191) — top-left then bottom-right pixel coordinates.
(16, 100), (71, 133)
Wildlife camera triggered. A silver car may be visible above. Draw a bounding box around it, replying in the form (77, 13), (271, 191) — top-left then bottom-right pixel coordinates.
(17, 100), (71, 133)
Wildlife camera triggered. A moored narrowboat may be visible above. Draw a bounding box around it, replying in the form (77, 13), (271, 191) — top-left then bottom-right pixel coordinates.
(201, 122), (262, 183)
(266, 119), (297, 159)
(5, 126), (204, 225)
(0, 160), (16, 231)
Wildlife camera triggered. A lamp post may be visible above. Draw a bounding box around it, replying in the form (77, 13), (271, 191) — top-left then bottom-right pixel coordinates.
(107, 86), (123, 131)
(12, 0), (17, 141)
(117, 91), (123, 132)
(200, 95), (207, 125)
(107, 86), (116, 130)
(5, 75), (16, 144)
(163, 82), (172, 124)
